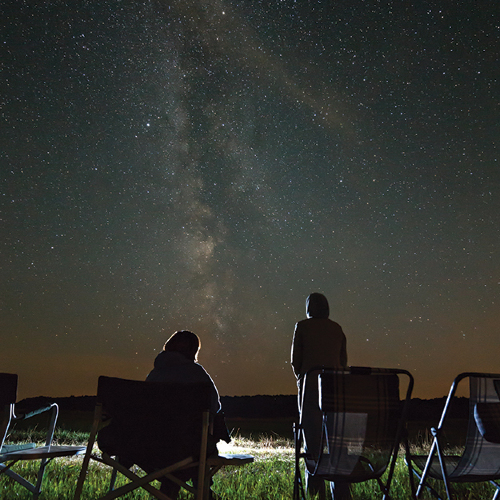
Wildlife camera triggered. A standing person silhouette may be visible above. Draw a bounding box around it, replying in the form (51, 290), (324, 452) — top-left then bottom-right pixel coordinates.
(291, 293), (350, 500)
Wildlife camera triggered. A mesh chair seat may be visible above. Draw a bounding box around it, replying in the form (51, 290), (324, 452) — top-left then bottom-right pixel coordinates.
(413, 453), (500, 484)
(306, 454), (384, 483)
(411, 456), (460, 480)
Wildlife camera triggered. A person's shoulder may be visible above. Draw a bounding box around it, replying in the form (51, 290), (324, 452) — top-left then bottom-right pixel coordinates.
(295, 318), (308, 328)
(152, 350), (167, 367)
(327, 319), (345, 333)
(193, 362), (207, 372)
(193, 363), (217, 387)
(192, 362), (213, 379)
(328, 318), (342, 327)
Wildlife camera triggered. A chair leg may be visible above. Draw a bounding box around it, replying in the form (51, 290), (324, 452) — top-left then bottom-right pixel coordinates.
(2, 465), (37, 493)
(414, 469), (445, 500)
(108, 465), (118, 492)
(416, 438), (450, 500)
(403, 438), (417, 500)
(74, 405), (102, 500)
(293, 422), (306, 500)
(410, 457), (444, 500)
(33, 457), (49, 500)
(434, 438), (453, 500)
(98, 456), (192, 500)
(491, 481), (500, 500)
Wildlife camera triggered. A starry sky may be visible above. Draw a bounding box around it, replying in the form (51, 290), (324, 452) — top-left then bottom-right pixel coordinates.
(2, 0), (499, 401)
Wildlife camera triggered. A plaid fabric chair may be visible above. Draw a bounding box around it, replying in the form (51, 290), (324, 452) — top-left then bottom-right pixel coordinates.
(74, 376), (253, 500)
(410, 372), (500, 500)
(294, 366), (414, 500)
(0, 373), (85, 499)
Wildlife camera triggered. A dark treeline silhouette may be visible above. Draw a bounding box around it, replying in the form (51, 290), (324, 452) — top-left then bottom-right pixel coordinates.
(17, 394), (468, 422)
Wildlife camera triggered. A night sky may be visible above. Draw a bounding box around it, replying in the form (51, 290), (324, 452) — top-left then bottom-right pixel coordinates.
(2, 0), (498, 401)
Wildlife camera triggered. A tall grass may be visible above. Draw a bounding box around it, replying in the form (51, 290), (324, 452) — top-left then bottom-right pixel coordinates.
(1, 432), (498, 499)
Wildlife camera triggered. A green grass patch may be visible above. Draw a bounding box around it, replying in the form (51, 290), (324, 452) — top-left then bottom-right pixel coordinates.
(1, 432), (498, 499)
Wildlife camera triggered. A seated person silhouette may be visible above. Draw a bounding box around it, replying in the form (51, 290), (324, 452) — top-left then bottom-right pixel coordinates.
(146, 330), (229, 498)
(98, 330), (229, 499)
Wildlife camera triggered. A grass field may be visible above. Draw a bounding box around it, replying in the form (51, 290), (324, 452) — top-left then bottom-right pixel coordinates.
(1, 430), (498, 499)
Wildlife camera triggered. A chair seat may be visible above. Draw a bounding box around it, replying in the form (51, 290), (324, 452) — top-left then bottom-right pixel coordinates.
(1, 445), (85, 461)
(412, 455), (461, 480)
(305, 454), (385, 482)
(412, 453), (500, 482)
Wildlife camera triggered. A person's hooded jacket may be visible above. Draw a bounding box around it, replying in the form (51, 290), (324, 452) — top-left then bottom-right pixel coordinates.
(291, 293), (347, 380)
(147, 350), (221, 414)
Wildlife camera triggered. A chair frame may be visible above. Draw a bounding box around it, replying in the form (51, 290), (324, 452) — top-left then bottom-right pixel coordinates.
(294, 366), (415, 500)
(0, 373), (85, 499)
(74, 376), (253, 500)
(410, 372), (500, 500)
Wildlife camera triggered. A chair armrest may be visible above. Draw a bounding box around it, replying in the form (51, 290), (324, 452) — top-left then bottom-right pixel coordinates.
(14, 403), (59, 447)
(13, 404), (57, 421)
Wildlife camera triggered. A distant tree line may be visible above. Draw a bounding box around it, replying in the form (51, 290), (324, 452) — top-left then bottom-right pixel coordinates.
(18, 394), (468, 421)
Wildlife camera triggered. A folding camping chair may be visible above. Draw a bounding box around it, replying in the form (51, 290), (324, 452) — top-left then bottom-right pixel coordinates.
(0, 372), (85, 499)
(74, 376), (253, 500)
(294, 366), (414, 500)
(409, 372), (500, 500)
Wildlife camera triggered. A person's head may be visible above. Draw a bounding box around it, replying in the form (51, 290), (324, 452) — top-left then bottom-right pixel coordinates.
(306, 293), (330, 319)
(163, 330), (201, 362)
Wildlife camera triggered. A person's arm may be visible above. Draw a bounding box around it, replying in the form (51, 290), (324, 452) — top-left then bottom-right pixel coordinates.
(291, 323), (302, 378)
(209, 380), (221, 414)
(196, 364), (221, 414)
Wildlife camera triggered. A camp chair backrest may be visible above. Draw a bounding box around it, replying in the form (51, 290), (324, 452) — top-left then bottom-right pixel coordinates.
(293, 367), (413, 500)
(0, 373), (18, 450)
(96, 376), (212, 468)
(319, 371), (400, 412)
(317, 370), (401, 479)
(0, 374), (18, 406)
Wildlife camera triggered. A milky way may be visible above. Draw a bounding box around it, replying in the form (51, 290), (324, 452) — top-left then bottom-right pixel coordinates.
(2, 0), (498, 399)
